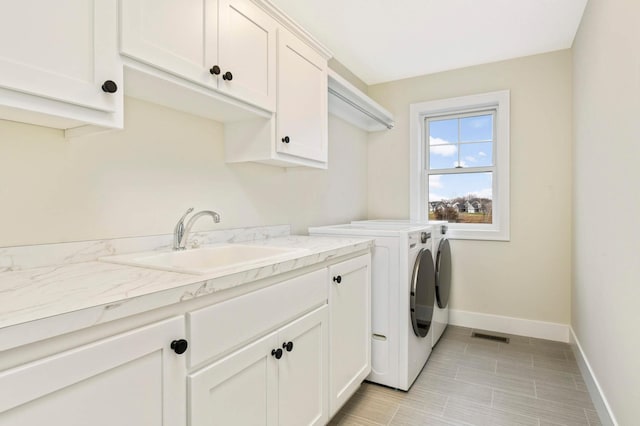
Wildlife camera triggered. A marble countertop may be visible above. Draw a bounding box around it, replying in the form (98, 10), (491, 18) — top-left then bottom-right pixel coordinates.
(0, 235), (372, 349)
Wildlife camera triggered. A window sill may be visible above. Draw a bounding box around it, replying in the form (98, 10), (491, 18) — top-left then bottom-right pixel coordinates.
(446, 227), (510, 242)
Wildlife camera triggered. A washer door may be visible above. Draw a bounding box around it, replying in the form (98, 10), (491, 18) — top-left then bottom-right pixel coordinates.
(436, 238), (452, 309)
(410, 248), (435, 337)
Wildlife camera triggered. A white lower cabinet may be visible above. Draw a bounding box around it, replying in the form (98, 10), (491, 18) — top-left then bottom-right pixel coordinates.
(0, 317), (187, 426)
(0, 254), (371, 426)
(328, 254), (372, 417)
(189, 306), (328, 426)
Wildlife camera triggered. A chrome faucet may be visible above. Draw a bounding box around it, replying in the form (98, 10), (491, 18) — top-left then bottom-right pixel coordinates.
(173, 207), (194, 250)
(174, 209), (221, 250)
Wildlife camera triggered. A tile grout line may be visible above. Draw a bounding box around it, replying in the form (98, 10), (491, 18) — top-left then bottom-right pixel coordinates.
(584, 407), (592, 426)
(385, 405), (400, 426)
(440, 396), (451, 417)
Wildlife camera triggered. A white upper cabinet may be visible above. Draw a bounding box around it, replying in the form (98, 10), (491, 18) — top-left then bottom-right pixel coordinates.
(218, 0), (277, 111)
(120, 0), (276, 112)
(0, 0), (123, 134)
(224, 26), (329, 169)
(276, 27), (328, 164)
(120, 0), (216, 88)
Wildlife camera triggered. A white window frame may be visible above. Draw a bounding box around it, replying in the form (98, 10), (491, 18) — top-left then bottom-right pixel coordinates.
(409, 90), (510, 241)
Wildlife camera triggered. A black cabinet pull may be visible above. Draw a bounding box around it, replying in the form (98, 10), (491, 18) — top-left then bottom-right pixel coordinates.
(281, 136), (290, 144)
(170, 339), (188, 355)
(271, 348), (283, 359)
(282, 341), (294, 352)
(209, 65), (221, 75)
(101, 80), (118, 93)
(333, 275), (342, 284)
(222, 71), (233, 81)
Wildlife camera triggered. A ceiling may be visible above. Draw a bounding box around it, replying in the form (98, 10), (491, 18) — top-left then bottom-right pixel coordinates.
(269, 0), (588, 85)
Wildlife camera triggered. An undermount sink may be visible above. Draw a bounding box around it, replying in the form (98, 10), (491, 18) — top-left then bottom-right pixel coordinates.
(100, 244), (308, 275)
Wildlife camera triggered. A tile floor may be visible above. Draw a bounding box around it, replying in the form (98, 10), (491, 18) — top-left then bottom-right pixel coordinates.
(329, 326), (600, 426)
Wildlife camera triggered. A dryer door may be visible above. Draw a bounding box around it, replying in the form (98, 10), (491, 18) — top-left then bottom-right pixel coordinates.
(410, 248), (435, 337)
(436, 238), (452, 309)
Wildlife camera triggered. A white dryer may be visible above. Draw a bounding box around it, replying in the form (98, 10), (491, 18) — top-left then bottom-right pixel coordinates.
(352, 220), (451, 347)
(308, 223), (434, 390)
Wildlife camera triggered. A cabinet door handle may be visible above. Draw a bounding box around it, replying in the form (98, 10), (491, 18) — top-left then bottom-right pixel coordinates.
(333, 275), (342, 284)
(281, 136), (290, 144)
(170, 339), (188, 355)
(282, 341), (294, 352)
(271, 348), (283, 359)
(101, 80), (118, 93)
(222, 71), (233, 81)
(209, 65), (221, 75)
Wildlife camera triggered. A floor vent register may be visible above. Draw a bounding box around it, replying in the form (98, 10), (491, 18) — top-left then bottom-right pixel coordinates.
(471, 331), (510, 343)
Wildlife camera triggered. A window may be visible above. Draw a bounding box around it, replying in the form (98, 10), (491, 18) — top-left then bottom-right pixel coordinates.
(409, 90), (510, 241)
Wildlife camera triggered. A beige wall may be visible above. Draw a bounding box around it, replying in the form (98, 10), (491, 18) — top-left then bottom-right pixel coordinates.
(329, 58), (369, 94)
(0, 97), (368, 247)
(367, 51), (573, 324)
(287, 115), (368, 234)
(572, 0), (640, 423)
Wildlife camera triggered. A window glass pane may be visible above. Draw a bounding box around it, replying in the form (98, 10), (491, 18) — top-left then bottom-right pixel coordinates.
(429, 119), (458, 144)
(428, 172), (493, 224)
(459, 142), (493, 167)
(460, 114), (493, 142)
(429, 145), (458, 169)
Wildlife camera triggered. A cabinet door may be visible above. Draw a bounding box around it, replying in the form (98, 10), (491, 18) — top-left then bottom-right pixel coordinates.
(328, 255), (372, 416)
(278, 306), (329, 426)
(0, 317), (187, 426)
(0, 0), (120, 112)
(189, 331), (278, 426)
(120, 0), (217, 89)
(218, 0), (277, 111)
(277, 28), (328, 163)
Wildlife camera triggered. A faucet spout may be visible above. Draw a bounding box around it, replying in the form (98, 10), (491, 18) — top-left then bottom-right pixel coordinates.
(178, 210), (221, 250)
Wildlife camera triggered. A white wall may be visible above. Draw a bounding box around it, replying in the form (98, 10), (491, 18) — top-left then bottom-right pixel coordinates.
(0, 97), (368, 247)
(572, 0), (640, 423)
(367, 51), (573, 324)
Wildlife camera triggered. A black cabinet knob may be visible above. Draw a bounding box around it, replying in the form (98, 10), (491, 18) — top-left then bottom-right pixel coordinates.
(210, 65), (221, 75)
(101, 80), (118, 93)
(170, 339), (188, 355)
(222, 71), (233, 81)
(271, 348), (283, 359)
(333, 275), (342, 284)
(282, 341), (294, 352)
(281, 136), (290, 144)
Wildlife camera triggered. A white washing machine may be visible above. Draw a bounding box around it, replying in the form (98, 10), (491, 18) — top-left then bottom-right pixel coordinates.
(352, 220), (451, 347)
(308, 223), (435, 390)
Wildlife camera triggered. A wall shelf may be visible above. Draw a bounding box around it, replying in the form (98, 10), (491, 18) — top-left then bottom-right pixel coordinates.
(327, 69), (394, 132)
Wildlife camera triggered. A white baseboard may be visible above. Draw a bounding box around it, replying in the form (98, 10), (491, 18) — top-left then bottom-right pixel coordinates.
(570, 328), (617, 426)
(449, 309), (570, 342)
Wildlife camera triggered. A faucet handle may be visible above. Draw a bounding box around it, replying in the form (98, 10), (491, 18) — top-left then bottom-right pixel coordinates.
(179, 207), (194, 222)
(173, 208), (195, 251)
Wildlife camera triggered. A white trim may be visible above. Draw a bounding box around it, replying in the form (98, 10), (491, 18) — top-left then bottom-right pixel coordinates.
(569, 327), (618, 426)
(410, 90), (510, 241)
(449, 309), (570, 342)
